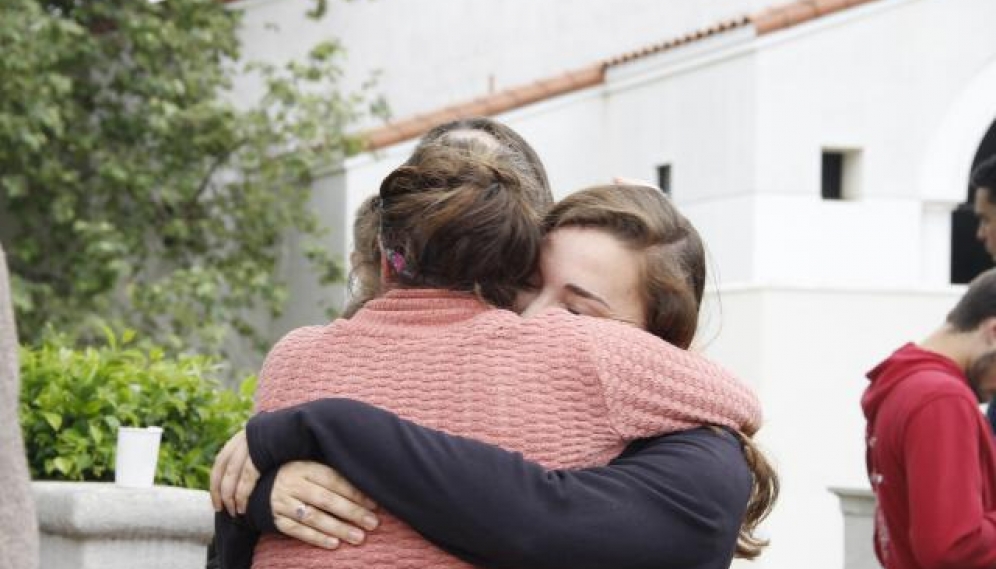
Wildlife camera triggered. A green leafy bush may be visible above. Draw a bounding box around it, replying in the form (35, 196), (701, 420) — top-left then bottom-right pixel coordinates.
(20, 330), (254, 489)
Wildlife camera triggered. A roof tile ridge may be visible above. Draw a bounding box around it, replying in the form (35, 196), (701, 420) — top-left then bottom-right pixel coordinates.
(360, 0), (884, 152)
(752, 0), (882, 36)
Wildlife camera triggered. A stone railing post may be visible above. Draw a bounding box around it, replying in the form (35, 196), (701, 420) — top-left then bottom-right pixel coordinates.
(1, 243), (40, 569)
(829, 486), (879, 569)
(33, 481), (213, 569)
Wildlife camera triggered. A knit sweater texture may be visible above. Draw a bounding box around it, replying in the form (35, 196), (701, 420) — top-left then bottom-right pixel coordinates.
(251, 288), (760, 569)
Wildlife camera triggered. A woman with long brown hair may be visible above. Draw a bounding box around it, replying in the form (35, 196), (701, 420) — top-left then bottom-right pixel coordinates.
(210, 127), (772, 566)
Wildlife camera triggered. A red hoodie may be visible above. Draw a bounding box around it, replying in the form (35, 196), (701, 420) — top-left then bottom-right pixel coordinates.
(862, 343), (996, 569)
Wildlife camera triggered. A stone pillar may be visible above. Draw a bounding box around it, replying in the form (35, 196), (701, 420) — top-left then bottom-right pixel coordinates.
(829, 487), (879, 569)
(33, 482), (214, 569)
(0, 244), (40, 569)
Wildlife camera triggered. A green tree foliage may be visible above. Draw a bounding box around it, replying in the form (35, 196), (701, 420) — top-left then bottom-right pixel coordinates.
(0, 0), (385, 352)
(20, 329), (255, 489)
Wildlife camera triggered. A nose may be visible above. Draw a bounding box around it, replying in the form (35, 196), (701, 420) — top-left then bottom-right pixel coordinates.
(978, 221), (986, 242)
(520, 290), (559, 319)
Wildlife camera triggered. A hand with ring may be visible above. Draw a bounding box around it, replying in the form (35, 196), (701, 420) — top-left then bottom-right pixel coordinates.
(270, 461), (380, 550)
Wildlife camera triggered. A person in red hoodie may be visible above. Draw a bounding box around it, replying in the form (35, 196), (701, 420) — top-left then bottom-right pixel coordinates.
(863, 267), (996, 569)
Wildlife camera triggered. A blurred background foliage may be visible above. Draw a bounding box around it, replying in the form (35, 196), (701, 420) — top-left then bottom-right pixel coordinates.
(0, 0), (386, 357)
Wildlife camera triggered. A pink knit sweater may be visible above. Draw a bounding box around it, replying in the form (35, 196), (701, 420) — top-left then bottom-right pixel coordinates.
(252, 289), (760, 569)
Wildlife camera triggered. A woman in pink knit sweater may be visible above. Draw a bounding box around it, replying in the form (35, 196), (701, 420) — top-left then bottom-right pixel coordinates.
(214, 133), (762, 569)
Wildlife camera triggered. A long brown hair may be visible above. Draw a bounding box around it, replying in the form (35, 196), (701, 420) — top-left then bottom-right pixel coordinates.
(730, 430), (779, 559)
(547, 184), (778, 559)
(378, 136), (546, 308)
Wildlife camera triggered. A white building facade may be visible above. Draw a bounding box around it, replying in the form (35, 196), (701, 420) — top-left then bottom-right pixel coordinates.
(237, 0), (996, 568)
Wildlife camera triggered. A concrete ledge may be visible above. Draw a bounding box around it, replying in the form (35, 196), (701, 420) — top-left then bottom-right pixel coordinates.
(829, 486), (877, 569)
(33, 481), (213, 569)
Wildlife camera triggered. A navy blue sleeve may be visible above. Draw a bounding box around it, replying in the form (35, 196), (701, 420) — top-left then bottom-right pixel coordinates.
(245, 398), (751, 569)
(211, 472), (278, 569)
(212, 512), (258, 569)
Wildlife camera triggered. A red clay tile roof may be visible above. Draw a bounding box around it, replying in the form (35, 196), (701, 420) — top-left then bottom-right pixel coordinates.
(362, 64), (605, 151)
(602, 16), (751, 67)
(362, 0), (885, 151)
(753, 0), (882, 35)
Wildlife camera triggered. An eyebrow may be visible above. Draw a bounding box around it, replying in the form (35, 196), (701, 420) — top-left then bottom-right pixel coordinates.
(564, 283), (611, 309)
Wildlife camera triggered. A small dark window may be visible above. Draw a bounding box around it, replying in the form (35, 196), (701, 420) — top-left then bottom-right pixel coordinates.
(657, 164), (671, 195)
(821, 149), (861, 200)
(951, 204), (992, 283)
(822, 152), (844, 200)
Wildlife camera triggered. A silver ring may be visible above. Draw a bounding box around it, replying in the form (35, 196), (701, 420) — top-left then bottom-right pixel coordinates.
(294, 503), (309, 521)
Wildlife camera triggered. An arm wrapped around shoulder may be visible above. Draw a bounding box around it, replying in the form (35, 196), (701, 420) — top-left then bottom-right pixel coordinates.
(586, 318), (761, 438)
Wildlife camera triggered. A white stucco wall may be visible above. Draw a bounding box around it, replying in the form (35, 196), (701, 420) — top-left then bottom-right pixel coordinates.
(701, 285), (962, 569)
(751, 0), (996, 287)
(231, 0), (775, 124)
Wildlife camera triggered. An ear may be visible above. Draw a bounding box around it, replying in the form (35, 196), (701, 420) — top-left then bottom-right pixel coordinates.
(982, 316), (996, 346)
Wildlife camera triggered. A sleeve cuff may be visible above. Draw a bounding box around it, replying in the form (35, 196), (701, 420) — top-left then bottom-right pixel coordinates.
(247, 468), (279, 534)
(245, 411), (277, 473)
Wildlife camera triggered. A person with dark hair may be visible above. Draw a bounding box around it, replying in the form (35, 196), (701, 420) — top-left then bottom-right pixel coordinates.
(966, 156), (996, 435)
(862, 267), (996, 569)
(211, 130), (761, 569)
(971, 155), (996, 261)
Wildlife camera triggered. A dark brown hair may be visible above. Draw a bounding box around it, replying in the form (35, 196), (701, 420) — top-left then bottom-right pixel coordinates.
(343, 118), (552, 315)
(948, 267), (996, 331)
(730, 430), (780, 559)
(378, 137), (546, 308)
(971, 155), (996, 205)
(419, 117), (551, 207)
(545, 184), (704, 349)
(548, 184), (777, 559)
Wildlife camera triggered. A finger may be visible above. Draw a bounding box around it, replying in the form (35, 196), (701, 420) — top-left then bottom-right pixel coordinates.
(210, 438), (236, 511)
(220, 443), (249, 517)
(303, 463), (378, 511)
(235, 459), (260, 515)
(299, 478), (379, 532)
(273, 492), (368, 545)
(274, 515), (341, 550)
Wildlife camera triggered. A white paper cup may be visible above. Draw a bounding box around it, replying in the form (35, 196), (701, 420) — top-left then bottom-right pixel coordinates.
(115, 426), (163, 488)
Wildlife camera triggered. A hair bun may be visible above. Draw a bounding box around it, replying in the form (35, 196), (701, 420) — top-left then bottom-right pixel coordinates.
(375, 138), (545, 307)
(379, 165), (421, 202)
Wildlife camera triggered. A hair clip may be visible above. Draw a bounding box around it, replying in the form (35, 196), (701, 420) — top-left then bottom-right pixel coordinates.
(385, 247), (413, 279)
